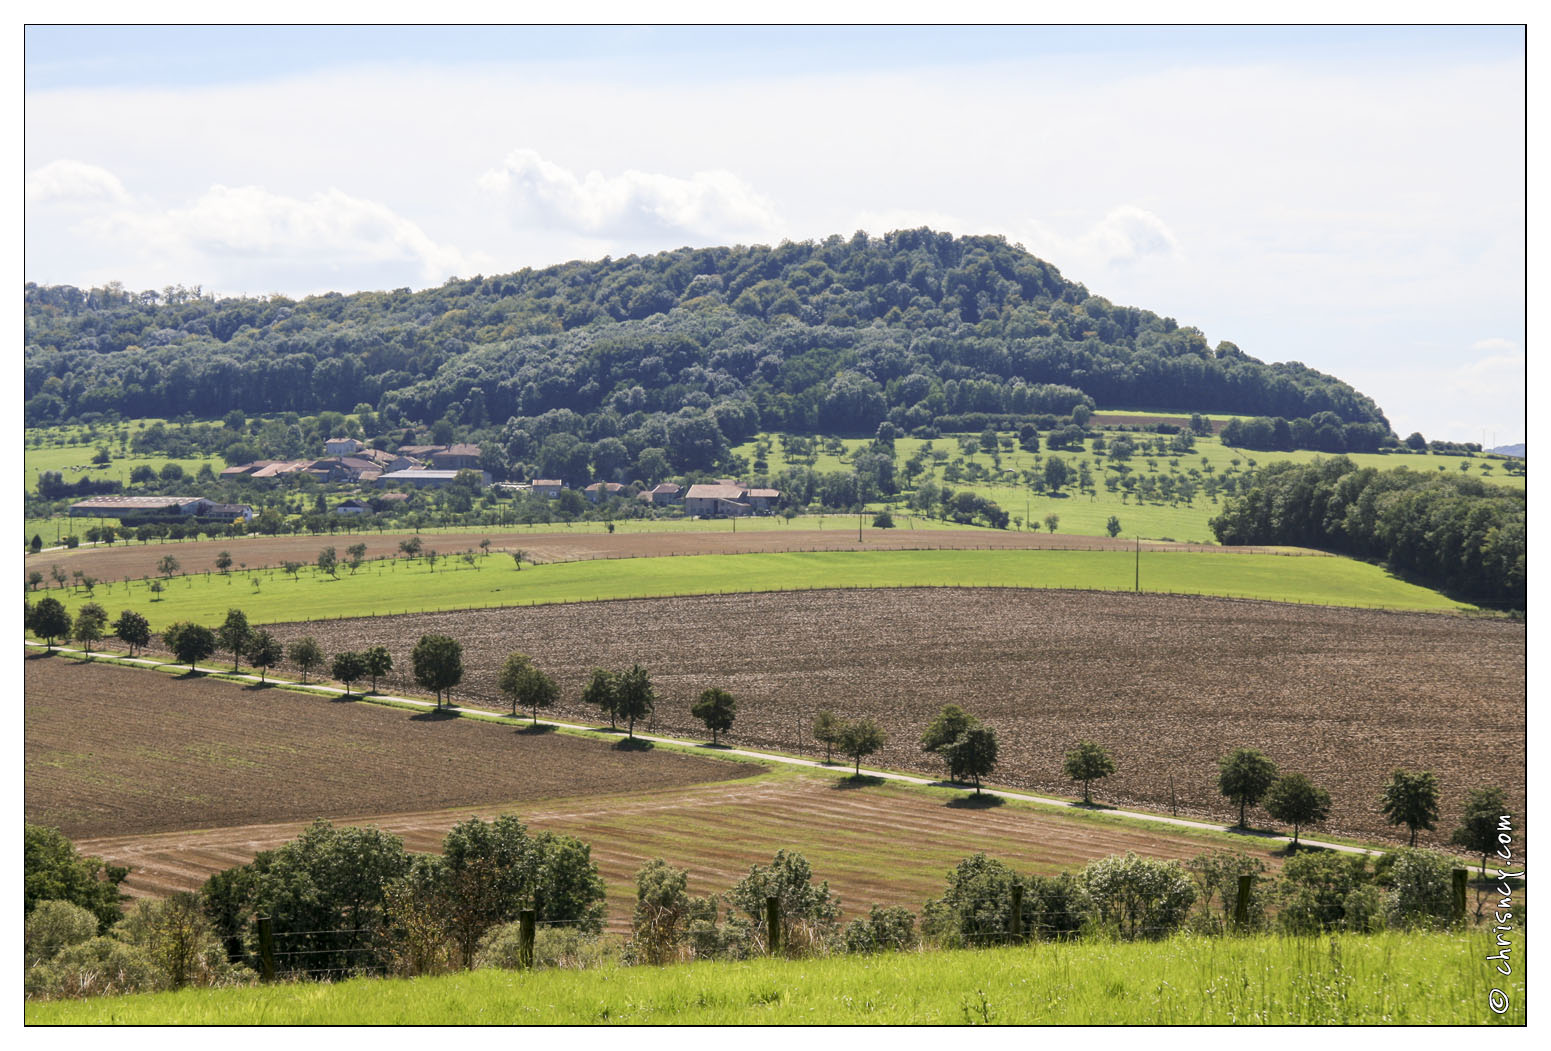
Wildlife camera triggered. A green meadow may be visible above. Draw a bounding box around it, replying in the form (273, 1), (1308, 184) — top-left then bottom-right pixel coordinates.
(34, 547), (1470, 632)
(25, 929), (1524, 1025)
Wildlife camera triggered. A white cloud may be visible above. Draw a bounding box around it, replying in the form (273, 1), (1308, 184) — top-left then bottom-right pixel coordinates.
(25, 159), (129, 206)
(478, 148), (783, 242)
(1020, 205), (1181, 273)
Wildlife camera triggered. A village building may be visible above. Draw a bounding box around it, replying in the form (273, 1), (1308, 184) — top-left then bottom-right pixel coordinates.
(68, 496), (254, 523)
(430, 443), (482, 471)
(377, 468), (491, 489)
(530, 479), (565, 498)
(583, 481), (627, 503)
(638, 482), (683, 506)
(324, 436), (364, 456)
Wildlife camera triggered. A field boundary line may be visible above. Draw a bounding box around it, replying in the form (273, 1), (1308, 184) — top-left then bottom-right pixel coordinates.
(25, 640), (1391, 858)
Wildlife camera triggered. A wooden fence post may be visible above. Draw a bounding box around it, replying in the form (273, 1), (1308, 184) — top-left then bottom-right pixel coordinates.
(1234, 874), (1253, 929)
(257, 915), (276, 981)
(1010, 883), (1024, 943)
(518, 909), (536, 969)
(766, 896), (781, 956)
(1452, 868), (1469, 924)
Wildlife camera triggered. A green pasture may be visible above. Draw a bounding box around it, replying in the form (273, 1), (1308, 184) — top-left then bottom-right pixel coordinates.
(25, 929), (1523, 1024)
(32, 547), (1471, 632)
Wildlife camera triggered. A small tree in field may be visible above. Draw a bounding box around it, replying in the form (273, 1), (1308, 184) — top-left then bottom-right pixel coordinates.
(247, 630), (282, 683)
(346, 543), (368, 573)
(813, 709), (841, 763)
(215, 550), (233, 574)
(509, 550), (525, 571)
(399, 536), (422, 559)
(29, 597), (71, 651)
(411, 633), (463, 708)
(1380, 769), (1440, 847)
(498, 652), (559, 723)
(838, 718), (886, 776)
(281, 560), (304, 581)
(582, 668), (619, 729)
(287, 636), (324, 684)
(1106, 515), (1122, 538)
(317, 546), (339, 578)
(1218, 748), (1279, 829)
(944, 726), (998, 794)
(615, 664), (655, 740)
(112, 609), (151, 656)
(920, 704), (979, 780)
(27, 570), (43, 591)
(164, 622), (216, 671)
(691, 688), (737, 746)
(1043, 513), (1060, 534)
(157, 555), (180, 579)
(1063, 741), (1116, 805)
(1263, 773), (1331, 848)
(362, 645), (393, 692)
(72, 602), (108, 654)
(331, 651), (368, 697)
(1451, 786), (1509, 877)
(216, 609), (251, 673)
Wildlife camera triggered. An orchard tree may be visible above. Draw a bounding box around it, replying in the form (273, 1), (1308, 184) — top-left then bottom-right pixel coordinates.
(1263, 773), (1331, 848)
(691, 687), (737, 746)
(1218, 749), (1279, 829)
(498, 652), (559, 724)
(317, 547), (339, 578)
(1063, 741), (1116, 805)
(29, 597), (71, 651)
(838, 718), (886, 776)
(582, 667), (619, 729)
(1043, 513), (1060, 534)
(247, 630), (283, 683)
(27, 570), (43, 591)
(944, 727), (999, 794)
(157, 555), (180, 579)
(287, 637), (324, 684)
(1380, 769), (1440, 847)
(1451, 786), (1510, 876)
(362, 645), (393, 692)
(216, 609), (251, 673)
(164, 622), (216, 671)
(411, 633), (464, 708)
(72, 602), (108, 654)
(398, 536), (422, 560)
(346, 543), (368, 573)
(215, 550), (233, 574)
(112, 609), (151, 656)
(1106, 516), (1122, 538)
(331, 651), (367, 697)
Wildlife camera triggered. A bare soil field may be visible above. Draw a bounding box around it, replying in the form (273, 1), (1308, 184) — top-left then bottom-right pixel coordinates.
(24, 655), (755, 840)
(261, 589), (1523, 845)
(74, 773), (1282, 931)
(23, 528), (1300, 584)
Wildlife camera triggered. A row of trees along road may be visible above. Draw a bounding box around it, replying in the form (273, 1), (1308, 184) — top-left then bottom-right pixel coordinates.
(24, 607), (1510, 850)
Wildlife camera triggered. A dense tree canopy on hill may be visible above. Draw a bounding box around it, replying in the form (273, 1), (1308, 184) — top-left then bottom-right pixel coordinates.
(25, 230), (1387, 439)
(1210, 458), (1525, 610)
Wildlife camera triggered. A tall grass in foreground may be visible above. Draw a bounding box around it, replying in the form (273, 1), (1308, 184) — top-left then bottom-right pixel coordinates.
(27, 930), (1524, 1025)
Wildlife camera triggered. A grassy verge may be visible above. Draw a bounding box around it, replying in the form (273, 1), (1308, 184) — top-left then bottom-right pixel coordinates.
(35, 547), (1471, 630)
(25, 929), (1524, 1024)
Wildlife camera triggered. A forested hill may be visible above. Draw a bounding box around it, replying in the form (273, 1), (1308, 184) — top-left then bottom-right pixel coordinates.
(25, 229), (1388, 436)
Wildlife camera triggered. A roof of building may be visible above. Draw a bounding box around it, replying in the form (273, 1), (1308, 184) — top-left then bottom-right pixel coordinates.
(325, 436), (360, 444)
(379, 469), (468, 481)
(685, 484), (747, 501)
(437, 443), (481, 456)
(531, 478), (564, 487)
(378, 492), (411, 501)
(746, 488), (780, 499)
(70, 495), (202, 510)
(397, 445), (445, 457)
(201, 503), (253, 515)
(651, 482), (682, 493)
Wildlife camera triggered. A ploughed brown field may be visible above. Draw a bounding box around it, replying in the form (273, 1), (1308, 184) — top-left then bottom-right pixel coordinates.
(24, 655), (756, 840)
(22, 527), (1297, 584)
(259, 588), (1524, 845)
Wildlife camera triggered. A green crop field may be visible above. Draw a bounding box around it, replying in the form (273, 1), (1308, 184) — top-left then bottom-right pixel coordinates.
(24, 929), (1523, 1024)
(31, 547), (1471, 632)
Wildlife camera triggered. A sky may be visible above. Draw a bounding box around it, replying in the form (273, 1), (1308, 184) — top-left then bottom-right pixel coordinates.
(22, 24), (1527, 445)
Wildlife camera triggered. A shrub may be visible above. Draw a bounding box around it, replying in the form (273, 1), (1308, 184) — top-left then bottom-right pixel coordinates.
(921, 853), (1023, 949)
(25, 937), (164, 1001)
(24, 900), (100, 967)
(1275, 851), (1374, 934)
(475, 923), (613, 971)
(842, 905), (918, 954)
(725, 850), (841, 957)
(1079, 852), (1197, 940)
(1385, 849), (1455, 930)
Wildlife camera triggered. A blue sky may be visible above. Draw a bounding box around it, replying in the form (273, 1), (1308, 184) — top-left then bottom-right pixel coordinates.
(23, 25), (1526, 443)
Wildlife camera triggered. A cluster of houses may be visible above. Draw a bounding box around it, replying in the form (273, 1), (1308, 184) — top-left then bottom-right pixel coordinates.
(68, 437), (782, 523)
(221, 438), (490, 489)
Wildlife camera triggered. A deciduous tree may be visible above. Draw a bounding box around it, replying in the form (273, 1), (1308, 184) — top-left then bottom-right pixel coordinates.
(216, 608), (251, 672)
(1063, 741), (1116, 805)
(1450, 786), (1510, 877)
(112, 609), (151, 656)
(1263, 772), (1331, 848)
(944, 726), (998, 794)
(615, 663), (655, 739)
(412, 633), (463, 708)
(582, 667), (618, 729)
(362, 645), (393, 692)
(691, 687), (737, 745)
(838, 718), (885, 776)
(1381, 769), (1440, 847)
(331, 651), (367, 696)
(813, 709), (841, 763)
(246, 630), (283, 682)
(164, 622), (216, 671)
(286, 636), (324, 684)
(72, 602), (108, 654)
(1218, 748), (1278, 829)
(29, 597), (72, 651)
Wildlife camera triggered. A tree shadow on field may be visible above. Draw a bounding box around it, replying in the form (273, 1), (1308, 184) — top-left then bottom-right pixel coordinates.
(170, 669), (207, 680)
(242, 680), (275, 692)
(515, 723), (556, 736)
(698, 741), (733, 750)
(613, 737), (655, 752)
(832, 774), (885, 790)
(1270, 841), (1332, 859)
(1071, 801), (1116, 812)
(946, 794), (1005, 810)
(409, 708), (460, 722)
(24, 650), (56, 661)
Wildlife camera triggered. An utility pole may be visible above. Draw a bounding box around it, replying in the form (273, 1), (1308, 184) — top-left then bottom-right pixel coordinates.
(858, 512), (863, 542)
(1134, 535), (1140, 593)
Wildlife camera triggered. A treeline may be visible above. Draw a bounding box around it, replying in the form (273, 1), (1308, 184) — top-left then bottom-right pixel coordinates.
(1219, 412), (1394, 454)
(25, 230), (1388, 440)
(1210, 458), (1525, 609)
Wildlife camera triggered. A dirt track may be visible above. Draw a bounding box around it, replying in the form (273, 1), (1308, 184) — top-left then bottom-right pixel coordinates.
(259, 588), (1524, 846)
(23, 527), (1304, 585)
